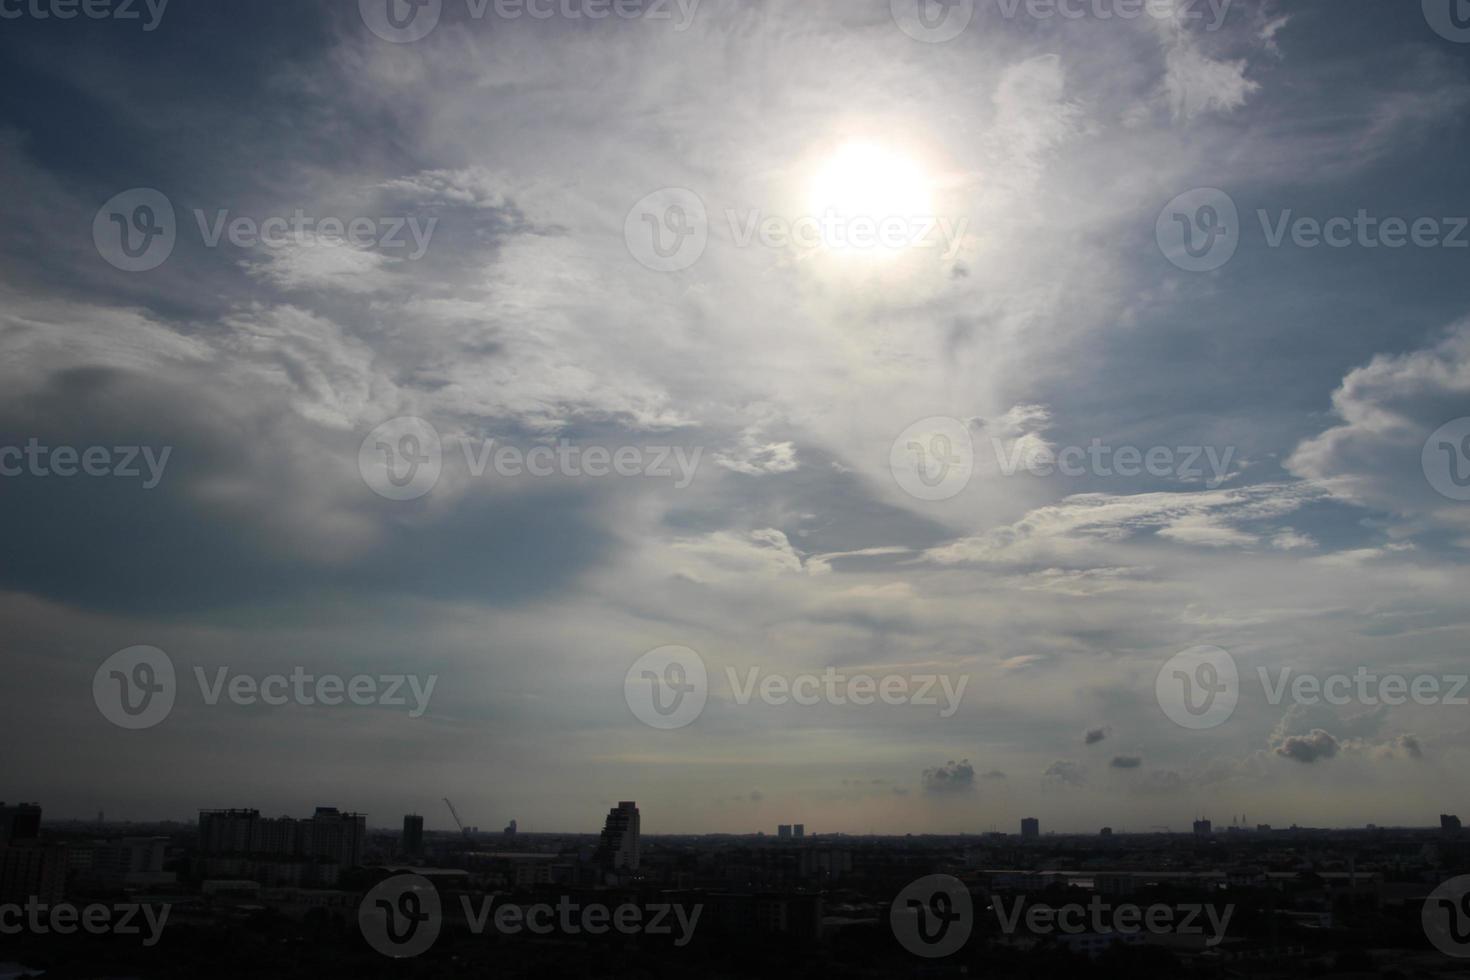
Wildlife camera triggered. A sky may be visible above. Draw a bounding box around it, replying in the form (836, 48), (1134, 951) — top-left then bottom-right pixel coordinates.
(2, 0), (1469, 835)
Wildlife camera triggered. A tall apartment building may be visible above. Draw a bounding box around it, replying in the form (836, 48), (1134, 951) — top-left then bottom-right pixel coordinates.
(594, 801), (640, 871)
(82, 837), (174, 888)
(198, 806), (365, 884)
(299, 807), (365, 866)
(793, 824), (805, 839)
(0, 842), (67, 904)
(0, 803), (64, 904)
(1020, 817), (1040, 839)
(402, 814), (424, 856)
(777, 824), (791, 840)
(0, 803), (41, 844)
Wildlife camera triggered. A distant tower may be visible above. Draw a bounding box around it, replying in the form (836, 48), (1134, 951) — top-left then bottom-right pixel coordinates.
(1442, 814), (1462, 838)
(402, 814), (424, 857)
(778, 824), (792, 839)
(504, 819), (518, 836)
(1021, 817), (1040, 839)
(1193, 818), (1213, 837)
(595, 802), (640, 871)
(793, 824), (805, 839)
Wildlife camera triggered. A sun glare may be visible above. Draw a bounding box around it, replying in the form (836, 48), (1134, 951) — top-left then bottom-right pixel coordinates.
(806, 142), (934, 255)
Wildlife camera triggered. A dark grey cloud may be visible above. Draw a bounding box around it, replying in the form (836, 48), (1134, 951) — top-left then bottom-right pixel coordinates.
(1273, 729), (1340, 764)
(1110, 755), (1142, 770)
(1084, 726), (1109, 745)
(0, 365), (618, 614)
(1395, 734), (1424, 760)
(1043, 761), (1086, 787)
(922, 760), (976, 795)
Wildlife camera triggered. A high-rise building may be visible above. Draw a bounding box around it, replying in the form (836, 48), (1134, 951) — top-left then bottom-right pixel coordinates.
(0, 803), (41, 845)
(594, 802), (640, 872)
(1193, 819), (1213, 837)
(777, 824), (792, 839)
(0, 842), (67, 904)
(83, 837), (173, 888)
(199, 807), (365, 865)
(793, 824), (805, 839)
(1020, 817), (1039, 839)
(302, 807), (365, 865)
(403, 814), (424, 856)
(0, 802), (63, 904)
(1442, 814), (1462, 837)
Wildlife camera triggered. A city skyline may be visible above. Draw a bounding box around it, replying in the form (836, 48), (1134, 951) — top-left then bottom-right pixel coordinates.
(21, 797), (1470, 840)
(10, 793), (1470, 971)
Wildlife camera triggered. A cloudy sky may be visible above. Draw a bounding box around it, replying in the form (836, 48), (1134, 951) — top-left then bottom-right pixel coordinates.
(2, 0), (1469, 835)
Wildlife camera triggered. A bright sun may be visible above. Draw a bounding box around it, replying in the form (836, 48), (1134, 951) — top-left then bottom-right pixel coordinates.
(806, 142), (934, 255)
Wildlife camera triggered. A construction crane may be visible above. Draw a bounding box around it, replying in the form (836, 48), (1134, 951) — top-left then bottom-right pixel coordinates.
(443, 797), (470, 838)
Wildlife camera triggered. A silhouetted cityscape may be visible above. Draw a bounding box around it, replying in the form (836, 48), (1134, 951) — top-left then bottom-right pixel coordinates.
(7, 798), (1470, 976)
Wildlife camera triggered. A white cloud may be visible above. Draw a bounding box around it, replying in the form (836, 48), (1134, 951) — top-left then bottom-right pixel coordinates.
(1288, 320), (1470, 537)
